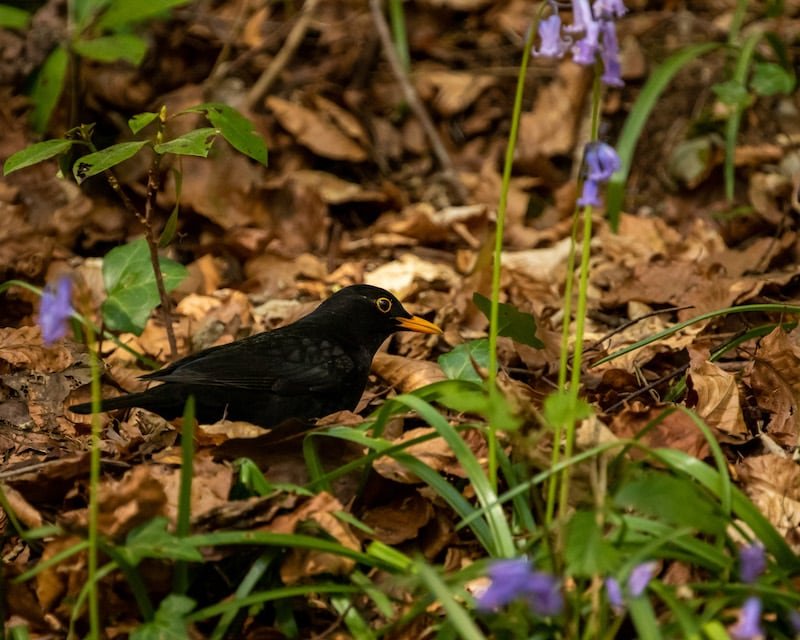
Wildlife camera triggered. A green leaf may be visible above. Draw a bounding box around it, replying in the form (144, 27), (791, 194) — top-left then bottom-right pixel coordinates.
(3, 139), (75, 175)
(0, 5), (31, 29)
(472, 292), (544, 348)
(564, 510), (620, 576)
(711, 80), (750, 107)
(72, 34), (147, 65)
(72, 140), (148, 183)
(606, 42), (720, 229)
(154, 128), (219, 158)
(613, 473), (726, 536)
(668, 136), (714, 189)
(101, 238), (187, 334)
(30, 46), (68, 133)
(129, 111), (160, 135)
(96, 0), (191, 30)
(750, 61), (795, 96)
(120, 518), (203, 565)
(130, 594), (196, 640)
(543, 391), (592, 427)
(438, 339), (491, 383)
(184, 103), (268, 165)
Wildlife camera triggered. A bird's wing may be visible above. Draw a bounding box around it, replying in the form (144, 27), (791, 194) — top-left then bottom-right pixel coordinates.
(142, 332), (356, 395)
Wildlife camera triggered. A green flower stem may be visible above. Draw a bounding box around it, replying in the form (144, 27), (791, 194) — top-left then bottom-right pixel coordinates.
(84, 323), (102, 640)
(487, 8), (540, 493)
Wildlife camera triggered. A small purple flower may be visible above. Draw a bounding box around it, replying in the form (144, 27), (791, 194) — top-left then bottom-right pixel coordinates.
(730, 597), (764, 640)
(593, 0), (627, 19)
(39, 276), (73, 345)
(598, 20), (623, 87)
(533, 14), (570, 58)
(789, 610), (800, 633)
(738, 544), (766, 584)
(578, 142), (620, 207)
(477, 558), (563, 616)
(605, 576), (624, 613)
(628, 561), (658, 597)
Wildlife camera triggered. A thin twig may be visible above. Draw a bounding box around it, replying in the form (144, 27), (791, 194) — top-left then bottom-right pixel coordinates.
(245, 0), (323, 111)
(368, 0), (468, 204)
(143, 108), (178, 358)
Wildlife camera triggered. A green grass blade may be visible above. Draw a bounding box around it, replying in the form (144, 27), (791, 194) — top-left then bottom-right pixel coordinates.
(415, 560), (487, 640)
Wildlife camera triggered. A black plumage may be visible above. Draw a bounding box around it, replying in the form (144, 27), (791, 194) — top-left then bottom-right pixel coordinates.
(69, 285), (441, 426)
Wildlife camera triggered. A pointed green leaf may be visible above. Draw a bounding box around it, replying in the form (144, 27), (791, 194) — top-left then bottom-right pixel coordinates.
(30, 46), (68, 133)
(184, 103), (268, 165)
(4, 139), (75, 175)
(750, 61), (795, 96)
(154, 128), (218, 157)
(159, 169), (182, 247)
(129, 111), (160, 135)
(73, 140), (148, 183)
(72, 34), (147, 65)
(0, 6), (31, 29)
(130, 593), (196, 640)
(96, 0), (191, 30)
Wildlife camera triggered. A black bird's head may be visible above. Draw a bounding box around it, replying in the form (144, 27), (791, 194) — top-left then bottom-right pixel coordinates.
(311, 284), (442, 352)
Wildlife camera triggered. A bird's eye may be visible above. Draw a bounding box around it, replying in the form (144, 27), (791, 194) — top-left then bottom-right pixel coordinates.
(376, 297), (392, 313)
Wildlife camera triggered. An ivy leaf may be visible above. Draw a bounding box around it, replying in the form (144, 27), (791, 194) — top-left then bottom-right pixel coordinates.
(438, 339), (491, 383)
(472, 292), (544, 348)
(101, 238), (187, 334)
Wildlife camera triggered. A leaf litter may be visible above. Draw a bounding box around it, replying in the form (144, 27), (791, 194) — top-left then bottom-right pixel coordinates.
(1, 0), (800, 636)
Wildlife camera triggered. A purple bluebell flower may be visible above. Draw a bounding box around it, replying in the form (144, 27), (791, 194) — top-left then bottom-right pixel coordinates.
(533, 14), (570, 58)
(789, 610), (800, 633)
(605, 576), (624, 613)
(729, 597), (763, 640)
(628, 561), (658, 597)
(578, 141), (620, 207)
(39, 276), (73, 345)
(593, 0), (627, 19)
(477, 558), (563, 616)
(598, 20), (623, 86)
(738, 544), (766, 584)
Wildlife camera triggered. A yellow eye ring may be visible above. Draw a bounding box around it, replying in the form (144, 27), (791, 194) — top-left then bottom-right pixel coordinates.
(376, 297), (392, 313)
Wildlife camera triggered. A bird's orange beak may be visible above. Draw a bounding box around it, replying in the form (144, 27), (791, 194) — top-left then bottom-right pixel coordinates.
(396, 315), (442, 335)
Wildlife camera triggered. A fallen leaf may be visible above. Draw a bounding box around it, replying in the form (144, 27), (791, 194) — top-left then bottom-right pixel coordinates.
(686, 353), (748, 441)
(372, 352), (446, 393)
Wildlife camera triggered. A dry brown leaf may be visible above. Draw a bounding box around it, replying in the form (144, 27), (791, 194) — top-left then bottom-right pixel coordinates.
(266, 96), (368, 161)
(372, 352), (446, 393)
(416, 70), (496, 116)
(609, 403), (711, 460)
(747, 327), (800, 439)
(290, 170), (388, 205)
(686, 354), (748, 440)
(1, 482), (42, 529)
(365, 253), (458, 299)
(0, 327), (74, 373)
(149, 454), (233, 522)
(360, 493), (434, 544)
(271, 492), (361, 583)
(517, 61), (591, 158)
(737, 454), (800, 552)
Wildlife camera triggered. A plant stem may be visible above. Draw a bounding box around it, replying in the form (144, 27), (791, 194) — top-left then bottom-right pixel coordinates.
(85, 322), (103, 639)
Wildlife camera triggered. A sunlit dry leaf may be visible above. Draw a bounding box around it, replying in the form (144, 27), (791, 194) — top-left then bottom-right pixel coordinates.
(199, 420), (270, 441)
(266, 96), (368, 161)
(372, 352), (446, 393)
(360, 493), (434, 544)
(1, 482), (42, 529)
(36, 536), (82, 613)
(749, 171), (793, 225)
(290, 170), (388, 205)
(686, 354), (748, 441)
(0, 327), (74, 373)
(149, 454), (233, 522)
(748, 327), (800, 438)
(365, 253), (458, 299)
(738, 454), (800, 552)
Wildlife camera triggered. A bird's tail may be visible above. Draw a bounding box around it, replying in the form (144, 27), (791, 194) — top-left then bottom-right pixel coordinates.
(69, 385), (183, 418)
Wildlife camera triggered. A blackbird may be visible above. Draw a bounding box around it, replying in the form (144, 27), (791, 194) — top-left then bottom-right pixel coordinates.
(70, 285), (441, 426)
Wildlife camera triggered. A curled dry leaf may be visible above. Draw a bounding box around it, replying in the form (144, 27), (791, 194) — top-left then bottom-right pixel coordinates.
(372, 352), (446, 394)
(149, 455), (233, 523)
(737, 453), (800, 552)
(747, 327), (800, 439)
(365, 253), (458, 299)
(0, 327), (74, 373)
(686, 353), (748, 441)
(266, 95), (368, 161)
(360, 492), (434, 545)
(415, 70), (497, 117)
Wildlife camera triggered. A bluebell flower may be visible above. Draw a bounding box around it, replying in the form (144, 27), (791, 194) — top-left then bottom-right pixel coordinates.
(39, 276), (73, 345)
(729, 596), (763, 640)
(738, 544), (766, 584)
(477, 558), (563, 616)
(578, 141), (620, 207)
(593, 0), (627, 19)
(605, 576), (624, 613)
(532, 14), (570, 58)
(598, 20), (623, 86)
(627, 561), (658, 597)
(789, 610), (800, 633)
